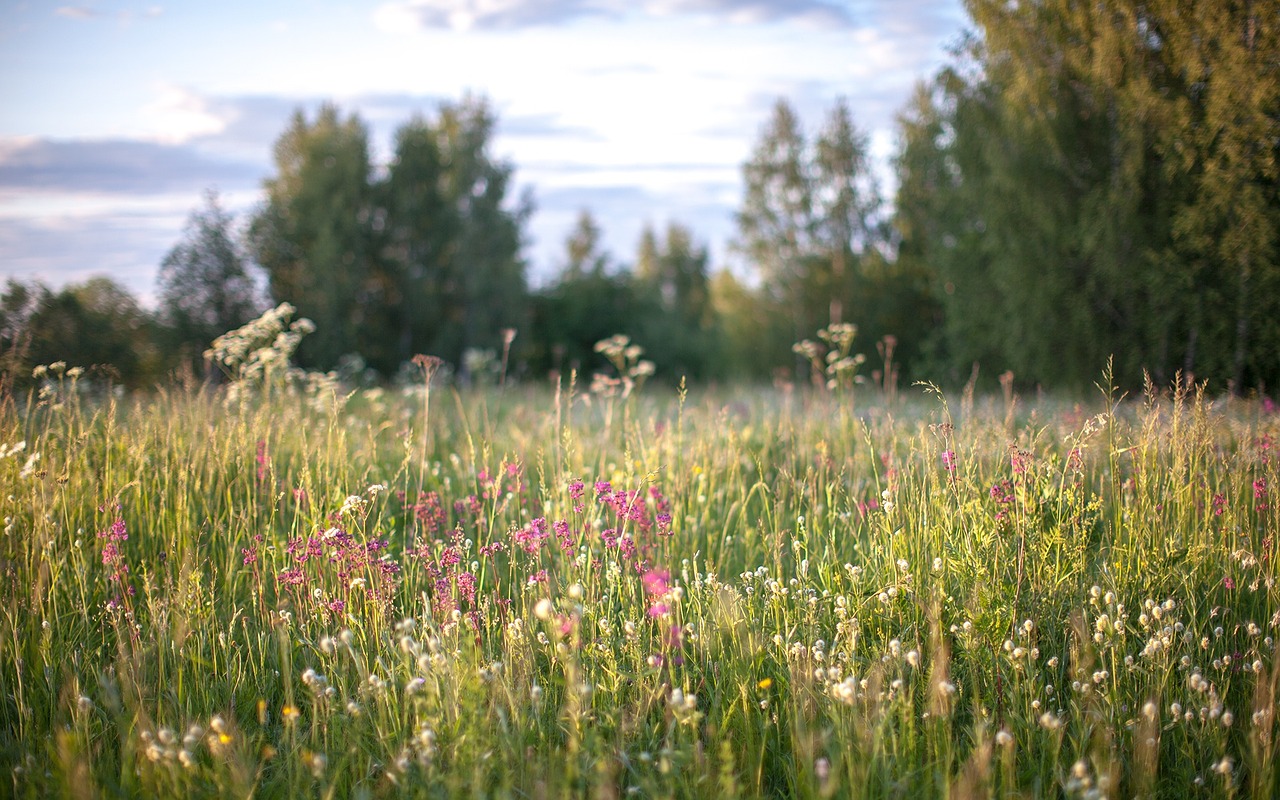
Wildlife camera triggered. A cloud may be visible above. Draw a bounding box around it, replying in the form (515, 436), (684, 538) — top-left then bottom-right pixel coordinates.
(374, 0), (855, 32)
(0, 90), (464, 199)
(500, 112), (605, 140)
(54, 4), (164, 22)
(141, 85), (228, 144)
(0, 210), (186, 303)
(648, 0), (853, 27)
(55, 6), (100, 20)
(0, 137), (263, 196)
(375, 0), (598, 31)
(863, 0), (966, 39)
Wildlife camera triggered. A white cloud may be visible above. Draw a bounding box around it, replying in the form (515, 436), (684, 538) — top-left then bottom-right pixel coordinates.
(55, 7), (99, 20)
(140, 84), (228, 144)
(53, 4), (164, 22)
(374, 0), (854, 32)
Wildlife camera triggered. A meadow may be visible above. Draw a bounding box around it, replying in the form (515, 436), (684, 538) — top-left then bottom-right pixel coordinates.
(1, 334), (1277, 797)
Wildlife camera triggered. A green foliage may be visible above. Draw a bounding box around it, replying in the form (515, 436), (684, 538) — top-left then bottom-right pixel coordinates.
(248, 97), (531, 376)
(528, 210), (641, 379)
(737, 97), (937, 384)
(899, 0), (1280, 391)
(0, 277), (163, 389)
(157, 190), (263, 366)
(633, 221), (721, 381)
(381, 96), (532, 374)
(248, 103), (378, 371)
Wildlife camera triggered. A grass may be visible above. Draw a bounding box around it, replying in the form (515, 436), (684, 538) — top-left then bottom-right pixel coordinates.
(1, 362), (1277, 798)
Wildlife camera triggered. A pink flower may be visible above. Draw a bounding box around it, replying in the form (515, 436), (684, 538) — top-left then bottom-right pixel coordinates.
(256, 440), (270, 482)
(656, 513), (673, 535)
(456, 571), (478, 603)
(642, 568), (669, 596)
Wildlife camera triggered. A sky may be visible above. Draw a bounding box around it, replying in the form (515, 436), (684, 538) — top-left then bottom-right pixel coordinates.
(0, 0), (969, 305)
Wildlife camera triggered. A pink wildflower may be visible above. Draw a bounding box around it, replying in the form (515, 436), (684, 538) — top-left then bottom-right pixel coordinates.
(642, 568), (669, 596)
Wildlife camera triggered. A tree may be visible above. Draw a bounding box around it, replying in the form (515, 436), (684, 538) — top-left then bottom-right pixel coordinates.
(736, 97), (926, 381)
(249, 98), (532, 375)
(248, 104), (378, 370)
(422, 97), (531, 369)
(897, 0), (1280, 391)
(529, 211), (639, 378)
(890, 78), (988, 381)
(736, 99), (814, 343)
(707, 268), (790, 381)
(0, 278), (161, 388)
(563, 208), (611, 279)
(157, 190), (261, 362)
(1148, 0), (1280, 389)
(379, 96), (531, 372)
(380, 114), (454, 369)
(813, 98), (882, 325)
(635, 221), (717, 379)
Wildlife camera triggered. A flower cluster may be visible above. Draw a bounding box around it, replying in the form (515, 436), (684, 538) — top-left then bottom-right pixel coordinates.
(97, 516), (132, 605)
(793, 323), (867, 390)
(275, 525), (401, 618)
(204, 302), (315, 383)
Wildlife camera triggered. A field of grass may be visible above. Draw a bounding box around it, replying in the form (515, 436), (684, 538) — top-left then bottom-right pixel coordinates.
(1, 359), (1277, 798)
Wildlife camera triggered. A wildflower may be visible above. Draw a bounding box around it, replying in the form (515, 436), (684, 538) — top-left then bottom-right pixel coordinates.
(534, 598), (554, 621)
(455, 572), (478, 603)
(642, 569), (669, 596)
(668, 688), (699, 723)
(307, 751), (327, 778)
(339, 494), (367, 517)
(942, 450), (957, 472)
(255, 440), (269, 483)
(815, 757), (830, 782)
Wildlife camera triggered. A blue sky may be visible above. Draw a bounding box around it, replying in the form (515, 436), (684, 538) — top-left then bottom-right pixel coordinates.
(0, 0), (968, 303)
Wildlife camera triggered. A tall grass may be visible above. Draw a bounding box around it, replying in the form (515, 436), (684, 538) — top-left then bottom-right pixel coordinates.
(1, 366), (1276, 798)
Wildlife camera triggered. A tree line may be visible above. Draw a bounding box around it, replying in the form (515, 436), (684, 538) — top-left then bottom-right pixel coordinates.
(4, 0), (1277, 393)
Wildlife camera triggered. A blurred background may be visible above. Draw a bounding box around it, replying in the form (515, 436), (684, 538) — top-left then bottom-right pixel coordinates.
(2, 1), (1277, 394)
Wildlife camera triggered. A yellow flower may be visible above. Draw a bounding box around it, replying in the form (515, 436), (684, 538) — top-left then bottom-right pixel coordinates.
(758, 678), (773, 690)
(282, 705), (300, 723)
